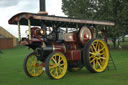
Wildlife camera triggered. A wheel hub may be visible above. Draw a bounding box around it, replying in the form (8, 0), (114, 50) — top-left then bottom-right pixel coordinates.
(96, 53), (100, 57)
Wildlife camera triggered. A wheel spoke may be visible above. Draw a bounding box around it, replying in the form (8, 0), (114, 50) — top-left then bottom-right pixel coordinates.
(27, 60), (32, 67)
(92, 43), (96, 52)
(96, 41), (99, 50)
(100, 52), (105, 55)
(58, 56), (63, 64)
(58, 67), (62, 74)
(27, 64), (32, 71)
(58, 56), (60, 63)
(56, 69), (59, 76)
(90, 46), (94, 52)
(36, 66), (40, 72)
(95, 59), (98, 66)
(92, 60), (96, 69)
(54, 55), (56, 60)
(99, 46), (105, 52)
(31, 68), (36, 74)
(98, 58), (102, 64)
(55, 68), (58, 76)
(99, 57), (106, 60)
(32, 55), (35, 61)
(49, 64), (57, 68)
(50, 68), (55, 74)
(89, 52), (95, 55)
(52, 57), (57, 64)
(89, 55), (94, 60)
(90, 58), (96, 63)
(59, 66), (64, 70)
(60, 63), (65, 66)
(27, 59), (32, 64)
(97, 43), (102, 51)
(97, 61), (102, 69)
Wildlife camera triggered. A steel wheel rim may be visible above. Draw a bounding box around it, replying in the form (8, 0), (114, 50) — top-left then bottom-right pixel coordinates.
(89, 40), (109, 72)
(26, 54), (43, 76)
(49, 53), (67, 79)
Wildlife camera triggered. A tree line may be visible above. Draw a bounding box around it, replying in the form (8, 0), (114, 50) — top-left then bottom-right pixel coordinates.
(62, 0), (128, 48)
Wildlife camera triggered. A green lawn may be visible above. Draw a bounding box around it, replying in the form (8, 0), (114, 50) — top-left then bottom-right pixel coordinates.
(108, 40), (128, 49)
(0, 46), (128, 85)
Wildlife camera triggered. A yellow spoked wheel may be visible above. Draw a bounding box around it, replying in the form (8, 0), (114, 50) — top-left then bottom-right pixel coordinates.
(83, 39), (109, 73)
(24, 52), (44, 77)
(46, 52), (68, 79)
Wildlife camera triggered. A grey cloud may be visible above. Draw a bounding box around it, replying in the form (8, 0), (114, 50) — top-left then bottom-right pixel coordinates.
(0, 0), (36, 7)
(0, 0), (20, 7)
(18, 0), (39, 12)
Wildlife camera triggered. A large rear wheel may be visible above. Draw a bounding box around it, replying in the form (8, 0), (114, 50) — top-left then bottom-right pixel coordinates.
(83, 39), (109, 73)
(24, 52), (44, 77)
(46, 52), (68, 79)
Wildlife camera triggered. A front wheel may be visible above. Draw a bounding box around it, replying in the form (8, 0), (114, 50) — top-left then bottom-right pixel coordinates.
(83, 39), (109, 73)
(46, 52), (68, 79)
(24, 52), (44, 77)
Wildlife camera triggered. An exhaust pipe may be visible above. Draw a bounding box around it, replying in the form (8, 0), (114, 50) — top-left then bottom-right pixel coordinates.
(39, 0), (48, 15)
(40, 0), (46, 11)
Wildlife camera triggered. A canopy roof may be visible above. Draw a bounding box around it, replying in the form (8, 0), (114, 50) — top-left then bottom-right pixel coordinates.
(8, 12), (115, 28)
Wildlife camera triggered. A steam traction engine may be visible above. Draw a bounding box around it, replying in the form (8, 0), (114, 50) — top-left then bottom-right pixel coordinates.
(8, 0), (115, 79)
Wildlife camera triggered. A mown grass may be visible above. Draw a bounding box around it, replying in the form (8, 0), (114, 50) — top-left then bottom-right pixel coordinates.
(0, 46), (128, 85)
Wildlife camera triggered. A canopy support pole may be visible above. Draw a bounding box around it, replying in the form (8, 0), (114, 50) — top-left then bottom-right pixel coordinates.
(28, 19), (31, 40)
(17, 22), (21, 41)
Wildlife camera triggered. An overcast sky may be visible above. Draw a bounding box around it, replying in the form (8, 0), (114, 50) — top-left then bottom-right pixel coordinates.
(0, 0), (65, 37)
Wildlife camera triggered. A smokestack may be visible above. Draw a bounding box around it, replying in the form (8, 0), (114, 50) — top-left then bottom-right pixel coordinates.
(40, 0), (45, 11)
(39, 0), (48, 15)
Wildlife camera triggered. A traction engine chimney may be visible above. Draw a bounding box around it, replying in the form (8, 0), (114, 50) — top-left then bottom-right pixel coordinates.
(39, 0), (48, 15)
(40, 0), (45, 11)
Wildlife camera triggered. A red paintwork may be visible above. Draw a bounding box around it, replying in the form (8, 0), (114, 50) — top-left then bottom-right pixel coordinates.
(20, 27), (43, 46)
(20, 27), (82, 61)
(71, 50), (81, 61)
(66, 43), (81, 61)
(52, 43), (66, 53)
(69, 43), (77, 50)
(66, 50), (71, 60)
(20, 38), (42, 46)
(82, 32), (89, 43)
(20, 40), (30, 45)
(65, 50), (81, 61)
(52, 42), (81, 61)
(20, 27), (81, 61)
(64, 32), (80, 60)
(31, 27), (42, 39)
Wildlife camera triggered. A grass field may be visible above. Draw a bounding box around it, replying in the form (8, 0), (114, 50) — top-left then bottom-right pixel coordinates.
(0, 46), (128, 85)
(108, 37), (128, 49)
